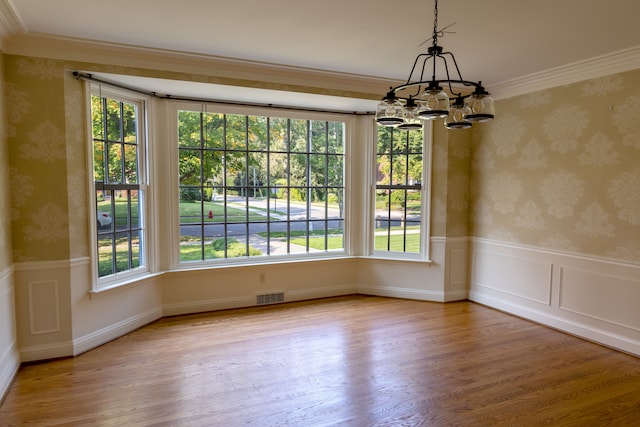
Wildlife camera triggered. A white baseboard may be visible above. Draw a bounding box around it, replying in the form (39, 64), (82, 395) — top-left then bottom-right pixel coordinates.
(470, 239), (640, 357)
(72, 306), (163, 356)
(20, 341), (74, 363)
(358, 284), (448, 302)
(163, 284), (358, 317)
(470, 290), (640, 356)
(286, 284), (357, 302)
(163, 295), (254, 317)
(0, 339), (20, 401)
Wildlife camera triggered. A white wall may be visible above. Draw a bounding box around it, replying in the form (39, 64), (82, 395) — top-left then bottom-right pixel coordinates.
(0, 267), (19, 400)
(163, 258), (359, 316)
(358, 237), (468, 302)
(13, 259), (164, 362)
(469, 239), (640, 356)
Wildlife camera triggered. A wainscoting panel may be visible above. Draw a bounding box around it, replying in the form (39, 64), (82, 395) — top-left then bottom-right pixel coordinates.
(470, 239), (640, 356)
(359, 237), (469, 302)
(559, 266), (640, 334)
(472, 246), (552, 305)
(27, 280), (61, 335)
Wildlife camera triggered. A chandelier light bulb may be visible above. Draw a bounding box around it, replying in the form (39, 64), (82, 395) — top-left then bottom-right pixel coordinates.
(463, 90), (495, 123)
(376, 93), (404, 127)
(417, 87), (449, 120)
(375, 0), (495, 130)
(398, 98), (423, 131)
(445, 98), (472, 129)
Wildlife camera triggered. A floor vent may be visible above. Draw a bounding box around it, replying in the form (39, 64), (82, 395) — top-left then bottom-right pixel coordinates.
(257, 292), (285, 305)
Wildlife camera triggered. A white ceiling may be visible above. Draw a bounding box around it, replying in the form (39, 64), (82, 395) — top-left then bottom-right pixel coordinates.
(5, 0), (640, 109)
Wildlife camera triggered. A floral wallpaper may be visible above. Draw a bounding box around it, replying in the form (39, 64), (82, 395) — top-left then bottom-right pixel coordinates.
(430, 124), (471, 238)
(471, 69), (640, 264)
(6, 56), (70, 262)
(4, 53), (638, 266)
(0, 53), (13, 270)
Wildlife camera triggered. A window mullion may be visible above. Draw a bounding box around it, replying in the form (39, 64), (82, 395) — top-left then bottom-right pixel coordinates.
(305, 120), (311, 251)
(286, 119), (291, 254)
(223, 114), (229, 259)
(244, 115), (250, 256)
(266, 117), (272, 256)
(199, 112), (206, 261)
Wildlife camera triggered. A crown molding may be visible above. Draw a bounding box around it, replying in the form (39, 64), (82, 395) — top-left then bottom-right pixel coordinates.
(4, 29), (639, 102)
(490, 45), (640, 100)
(3, 32), (396, 99)
(0, 0), (24, 50)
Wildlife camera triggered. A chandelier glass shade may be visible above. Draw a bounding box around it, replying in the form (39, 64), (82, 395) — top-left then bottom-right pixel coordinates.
(376, 0), (495, 130)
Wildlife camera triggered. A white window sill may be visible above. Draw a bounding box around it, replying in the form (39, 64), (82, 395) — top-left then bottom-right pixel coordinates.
(89, 272), (163, 298)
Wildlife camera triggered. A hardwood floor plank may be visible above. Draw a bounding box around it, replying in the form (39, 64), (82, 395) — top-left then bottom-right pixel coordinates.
(1, 295), (640, 426)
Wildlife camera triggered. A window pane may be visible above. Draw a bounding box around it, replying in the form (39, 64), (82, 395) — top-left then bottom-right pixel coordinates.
(310, 154), (326, 185)
(248, 116), (268, 151)
(93, 141), (105, 182)
(178, 110), (202, 148)
(123, 103), (136, 144)
(377, 126), (392, 154)
(269, 117), (288, 151)
(202, 150), (218, 189)
(327, 155), (343, 187)
(130, 190), (140, 228)
(107, 142), (123, 183)
(204, 113), (224, 149)
(179, 149), (202, 185)
(180, 229), (204, 262)
(377, 154), (391, 186)
(391, 157), (407, 184)
(269, 152), (287, 185)
(248, 152), (267, 197)
(311, 121), (326, 153)
(327, 122), (344, 154)
(178, 108), (345, 262)
(91, 92), (146, 282)
(131, 230), (142, 269)
(289, 153), (307, 186)
(226, 115), (246, 151)
(91, 95), (104, 139)
(106, 99), (122, 142)
(374, 125), (424, 255)
(290, 119), (307, 152)
(98, 235), (114, 277)
(124, 143), (138, 184)
(115, 232), (131, 273)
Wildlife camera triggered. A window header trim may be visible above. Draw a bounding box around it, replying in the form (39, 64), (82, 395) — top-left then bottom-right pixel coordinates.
(75, 71), (375, 117)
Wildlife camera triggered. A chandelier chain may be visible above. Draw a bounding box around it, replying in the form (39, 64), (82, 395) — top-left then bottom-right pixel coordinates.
(375, 0), (495, 129)
(432, 0), (439, 47)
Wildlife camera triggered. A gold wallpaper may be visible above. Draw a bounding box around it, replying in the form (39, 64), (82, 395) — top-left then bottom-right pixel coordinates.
(6, 56), (71, 262)
(430, 124), (472, 238)
(4, 53), (639, 266)
(0, 52), (13, 270)
(471, 69), (640, 264)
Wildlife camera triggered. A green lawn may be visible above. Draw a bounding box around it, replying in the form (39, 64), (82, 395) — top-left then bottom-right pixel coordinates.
(180, 238), (262, 261)
(98, 200), (268, 224)
(289, 235), (343, 250)
(290, 231), (420, 252)
(179, 201), (267, 223)
(374, 233), (420, 252)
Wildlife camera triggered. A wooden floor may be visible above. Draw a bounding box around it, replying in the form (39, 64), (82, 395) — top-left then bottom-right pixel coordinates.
(2, 296), (640, 426)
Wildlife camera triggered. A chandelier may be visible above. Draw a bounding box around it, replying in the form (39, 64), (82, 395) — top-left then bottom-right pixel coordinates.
(376, 0), (495, 130)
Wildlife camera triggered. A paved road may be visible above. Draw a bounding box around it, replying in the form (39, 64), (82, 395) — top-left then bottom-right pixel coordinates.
(179, 196), (343, 238)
